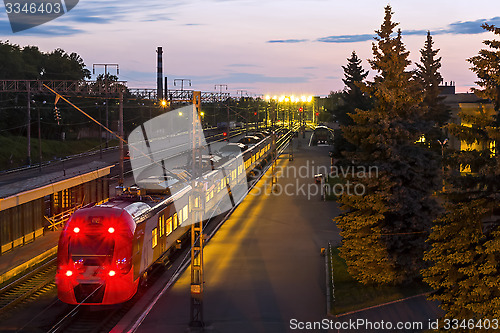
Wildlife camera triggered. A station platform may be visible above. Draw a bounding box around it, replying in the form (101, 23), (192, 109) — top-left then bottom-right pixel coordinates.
(0, 229), (60, 286)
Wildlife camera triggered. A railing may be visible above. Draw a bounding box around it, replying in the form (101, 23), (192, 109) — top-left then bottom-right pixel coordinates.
(44, 204), (82, 231)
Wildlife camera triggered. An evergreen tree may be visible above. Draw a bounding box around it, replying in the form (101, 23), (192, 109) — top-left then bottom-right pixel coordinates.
(338, 51), (370, 125)
(332, 51), (370, 156)
(423, 23), (500, 325)
(415, 31), (450, 127)
(415, 31), (450, 154)
(335, 5), (440, 285)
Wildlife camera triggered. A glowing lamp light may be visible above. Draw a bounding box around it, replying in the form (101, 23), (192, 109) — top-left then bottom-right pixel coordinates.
(108, 227), (115, 234)
(108, 270), (116, 277)
(73, 227), (80, 233)
(65, 270), (73, 277)
(178, 111), (183, 116)
(160, 99), (167, 107)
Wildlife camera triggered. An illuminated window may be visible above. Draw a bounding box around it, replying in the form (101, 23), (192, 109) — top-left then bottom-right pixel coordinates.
(159, 215), (165, 236)
(152, 228), (158, 248)
(174, 213), (179, 229)
(182, 205), (188, 223)
(62, 189), (70, 209)
(166, 217), (172, 235)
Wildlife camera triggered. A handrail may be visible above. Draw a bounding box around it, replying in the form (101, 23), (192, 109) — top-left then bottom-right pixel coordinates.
(44, 204), (82, 231)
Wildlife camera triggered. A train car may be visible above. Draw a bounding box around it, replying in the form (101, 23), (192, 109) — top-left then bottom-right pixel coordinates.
(309, 125), (333, 146)
(56, 134), (274, 305)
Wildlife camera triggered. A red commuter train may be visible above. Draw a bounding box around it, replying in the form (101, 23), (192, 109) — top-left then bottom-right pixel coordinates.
(56, 135), (273, 304)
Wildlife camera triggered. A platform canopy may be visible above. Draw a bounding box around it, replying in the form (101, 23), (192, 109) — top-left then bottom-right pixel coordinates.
(0, 161), (112, 212)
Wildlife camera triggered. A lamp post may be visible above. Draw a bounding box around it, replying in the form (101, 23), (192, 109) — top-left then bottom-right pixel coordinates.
(437, 138), (448, 191)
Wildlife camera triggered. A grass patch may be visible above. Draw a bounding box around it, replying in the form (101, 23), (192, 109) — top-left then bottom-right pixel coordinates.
(324, 175), (346, 201)
(328, 247), (431, 315)
(0, 135), (118, 171)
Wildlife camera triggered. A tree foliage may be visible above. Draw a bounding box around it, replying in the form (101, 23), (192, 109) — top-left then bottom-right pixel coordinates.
(335, 5), (440, 285)
(423, 24), (500, 325)
(332, 51), (371, 156)
(415, 31), (450, 146)
(0, 41), (90, 80)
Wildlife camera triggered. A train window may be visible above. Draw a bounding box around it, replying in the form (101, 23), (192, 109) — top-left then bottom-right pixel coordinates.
(231, 169), (237, 180)
(166, 217), (172, 235)
(159, 215), (165, 237)
(152, 228), (157, 248)
(173, 213), (178, 229)
(69, 236), (114, 266)
(182, 205), (188, 223)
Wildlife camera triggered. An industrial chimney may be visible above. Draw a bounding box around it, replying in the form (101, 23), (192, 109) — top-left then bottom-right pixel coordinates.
(157, 47), (163, 100)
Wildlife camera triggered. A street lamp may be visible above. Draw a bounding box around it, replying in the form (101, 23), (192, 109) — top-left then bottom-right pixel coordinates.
(438, 138), (448, 191)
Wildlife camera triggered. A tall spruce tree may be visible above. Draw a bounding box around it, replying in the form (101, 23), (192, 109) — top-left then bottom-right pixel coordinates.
(335, 5), (440, 285)
(332, 51), (370, 155)
(415, 31), (450, 153)
(415, 31), (450, 127)
(423, 23), (500, 324)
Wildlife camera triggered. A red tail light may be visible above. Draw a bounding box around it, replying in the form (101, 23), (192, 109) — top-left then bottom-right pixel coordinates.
(65, 270), (73, 277)
(73, 227), (80, 233)
(108, 270), (116, 277)
(108, 227), (115, 234)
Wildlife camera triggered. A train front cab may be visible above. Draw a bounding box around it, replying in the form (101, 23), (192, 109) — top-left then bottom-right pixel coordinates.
(56, 207), (138, 305)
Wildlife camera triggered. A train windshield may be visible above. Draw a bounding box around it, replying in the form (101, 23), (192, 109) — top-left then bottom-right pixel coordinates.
(69, 235), (114, 266)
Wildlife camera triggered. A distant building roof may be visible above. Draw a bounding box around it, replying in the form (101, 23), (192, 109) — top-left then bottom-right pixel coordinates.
(442, 93), (483, 105)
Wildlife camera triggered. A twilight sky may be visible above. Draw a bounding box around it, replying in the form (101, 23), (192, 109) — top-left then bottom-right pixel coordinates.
(1, 0), (500, 96)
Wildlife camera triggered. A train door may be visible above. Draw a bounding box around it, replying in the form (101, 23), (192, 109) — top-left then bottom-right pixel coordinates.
(132, 224), (145, 279)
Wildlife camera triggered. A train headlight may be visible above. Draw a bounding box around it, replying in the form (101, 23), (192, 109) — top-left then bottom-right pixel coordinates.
(73, 227), (80, 233)
(108, 227), (115, 234)
(108, 270), (116, 277)
(65, 270), (73, 277)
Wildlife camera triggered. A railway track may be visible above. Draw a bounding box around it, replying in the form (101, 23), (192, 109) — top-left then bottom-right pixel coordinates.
(0, 257), (57, 315)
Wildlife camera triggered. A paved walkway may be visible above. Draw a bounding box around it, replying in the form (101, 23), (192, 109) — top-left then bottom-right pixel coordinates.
(0, 229), (60, 286)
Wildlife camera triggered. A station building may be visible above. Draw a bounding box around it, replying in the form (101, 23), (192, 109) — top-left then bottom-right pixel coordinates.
(0, 161), (112, 255)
